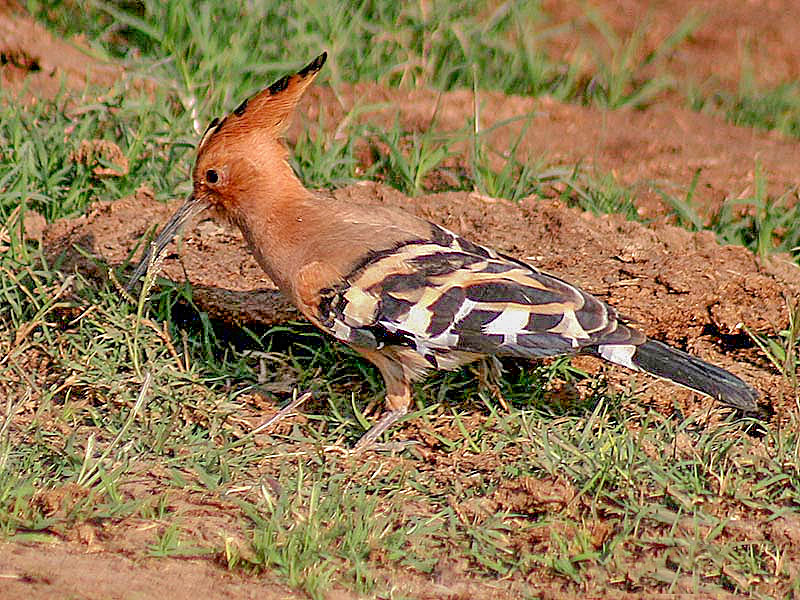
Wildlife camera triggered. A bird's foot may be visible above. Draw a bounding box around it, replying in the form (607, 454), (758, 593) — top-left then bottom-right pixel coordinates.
(369, 440), (419, 452)
(353, 406), (409, 451)
(475, 356), (509, 412)
(252, 390), (313, 435)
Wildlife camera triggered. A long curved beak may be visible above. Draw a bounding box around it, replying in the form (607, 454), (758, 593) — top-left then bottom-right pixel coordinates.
(125, 194), (209, 293)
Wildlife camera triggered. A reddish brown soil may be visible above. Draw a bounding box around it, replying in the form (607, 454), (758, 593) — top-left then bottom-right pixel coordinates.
(542, 0), (800, 91)
(0, 1), (121, 101)
(1, 541), (307, 600)
(42, 181), (799, 417)
(296, 83), (799, 221)
(6, 1), (800, 598)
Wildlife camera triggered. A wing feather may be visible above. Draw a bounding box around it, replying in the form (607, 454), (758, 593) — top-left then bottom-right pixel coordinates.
(315, 224), (643, 366)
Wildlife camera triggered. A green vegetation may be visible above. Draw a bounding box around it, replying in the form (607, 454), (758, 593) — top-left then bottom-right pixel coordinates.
(692, 76), (800, 140)
(1, 1), (799, 598)
(662, 164), (800, 261)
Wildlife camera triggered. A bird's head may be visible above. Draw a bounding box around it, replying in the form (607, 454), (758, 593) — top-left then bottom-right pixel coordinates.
(127, 52), (327, 291)
(192, 51), (326, 220)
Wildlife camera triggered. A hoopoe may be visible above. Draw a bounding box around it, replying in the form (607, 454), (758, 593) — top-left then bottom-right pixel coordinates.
(128, 52), (760, 448)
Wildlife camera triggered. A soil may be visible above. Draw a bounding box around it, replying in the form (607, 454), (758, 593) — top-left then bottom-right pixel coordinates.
(5, 1), (800, 599)
(0, 1), (121, 102)
(295, 83), (799, 222)
(541, 0), (800, 91)
(1, 541), (308, 600)
(41, 180), (799, 417)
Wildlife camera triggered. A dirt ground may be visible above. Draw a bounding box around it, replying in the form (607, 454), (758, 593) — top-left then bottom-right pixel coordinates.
(0, 1), (120, 100)
(41, 181), (798, 416)
(542, 0), (800, 90)
(3, 0), (800, 598)
(300, 84), (799, 220)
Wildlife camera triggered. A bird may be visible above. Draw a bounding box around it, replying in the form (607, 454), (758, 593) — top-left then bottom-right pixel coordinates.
(127, 51), (760, 448)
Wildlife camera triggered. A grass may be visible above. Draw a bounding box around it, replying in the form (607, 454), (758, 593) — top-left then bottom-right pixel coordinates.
(693, 83), (800, 140)
(690, 56), (800, 140)
(25, 0), (705, 115)
(726, 82), (800, 139)
(1, 1), (800, 598)
(577, 6), (704, 108)
(661, 162), (800, 260)
(0, 87), (191, 221)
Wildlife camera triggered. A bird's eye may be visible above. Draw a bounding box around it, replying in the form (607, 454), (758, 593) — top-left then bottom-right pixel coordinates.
(206, 169), (219, 184)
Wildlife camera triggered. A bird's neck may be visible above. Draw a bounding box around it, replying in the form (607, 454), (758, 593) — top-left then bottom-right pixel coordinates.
(233, 177), (334, 294)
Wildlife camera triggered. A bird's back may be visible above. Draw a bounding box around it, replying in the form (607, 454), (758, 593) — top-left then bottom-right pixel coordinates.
(295, 193), (643, 372)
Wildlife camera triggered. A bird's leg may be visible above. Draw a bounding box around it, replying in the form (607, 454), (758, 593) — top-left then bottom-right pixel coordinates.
(353, 405), (409, 450)
(252, 390), (313, 435)
(474, 356), (509, 412)
(353, 350), (413, 450)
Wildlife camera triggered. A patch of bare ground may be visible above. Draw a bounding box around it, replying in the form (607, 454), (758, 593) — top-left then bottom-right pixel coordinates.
(0, 1), (121, 101)
(0, 540), (308, 600)
(43, 181), (798, 417)
(295, 82), (800, 221)
(541, 0), (800, 91)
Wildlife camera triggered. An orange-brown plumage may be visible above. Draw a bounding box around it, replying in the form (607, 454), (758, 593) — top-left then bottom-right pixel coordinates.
(128, 53), (760, 448)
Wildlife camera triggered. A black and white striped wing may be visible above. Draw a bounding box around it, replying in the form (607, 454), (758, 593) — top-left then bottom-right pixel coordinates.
(317, 225), (644, 368)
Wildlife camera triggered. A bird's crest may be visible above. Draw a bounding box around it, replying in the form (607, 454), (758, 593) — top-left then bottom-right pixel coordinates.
(197, 52), (327, 154)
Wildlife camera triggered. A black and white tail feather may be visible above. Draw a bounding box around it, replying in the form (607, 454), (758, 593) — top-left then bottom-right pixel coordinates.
(606, 339), (759, 412)
(316, 220), (760, 414)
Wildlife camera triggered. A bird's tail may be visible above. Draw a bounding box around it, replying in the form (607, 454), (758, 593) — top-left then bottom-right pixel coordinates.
(595, 339), (759, 413)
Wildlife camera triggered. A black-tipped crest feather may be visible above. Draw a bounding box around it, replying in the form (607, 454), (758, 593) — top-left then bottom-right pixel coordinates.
(233, 98), (248, 116)
(299, 51), (327, 77)
(268, 52), (327, 95)
(268, 74), (291, 94)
